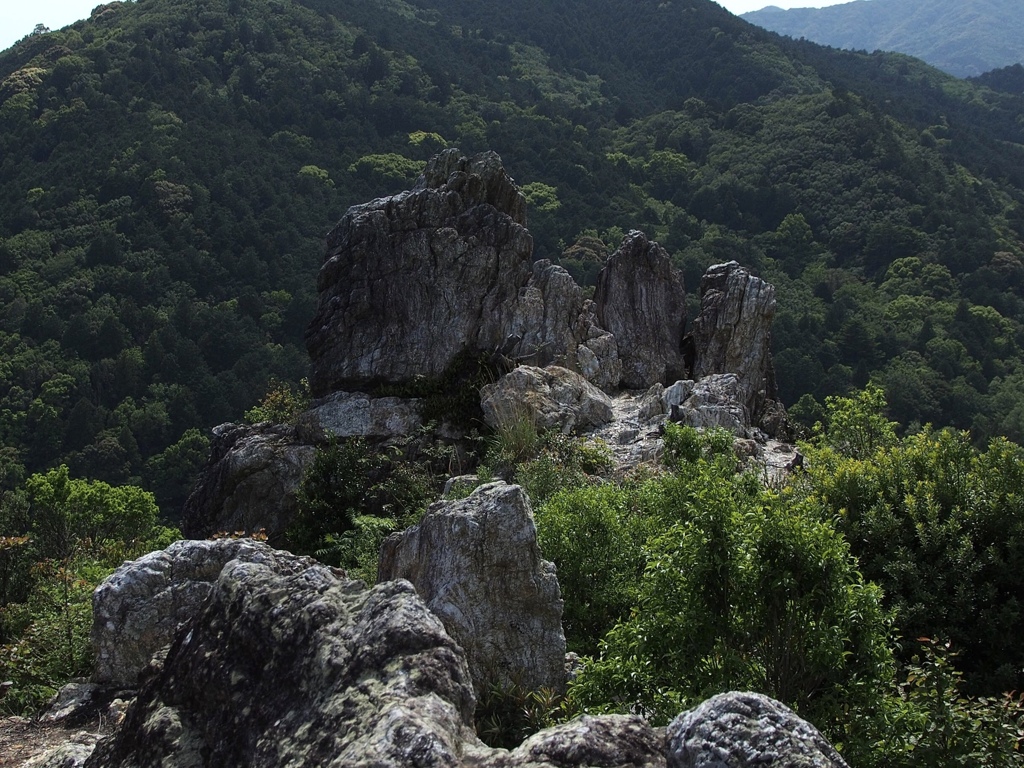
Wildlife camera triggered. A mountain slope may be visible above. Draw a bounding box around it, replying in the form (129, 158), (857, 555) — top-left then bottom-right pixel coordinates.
(743, 0), (1024, 78)
(1, 0), (1023, 512)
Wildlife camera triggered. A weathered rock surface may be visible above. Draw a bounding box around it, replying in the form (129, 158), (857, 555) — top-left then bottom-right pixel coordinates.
(78, 542), (847, 767)
(378, 482), (566, 695)
(666, 691), (849, 767)
(507, 260), (621, 390)
(670, 373), (750, 435)
(594, 231), (687, 389)
(480, 365), (614, 435)
(689, 261), (781, 431)
(296, 390), (423, 441)
(180, 423), (314, 545)
(492, 714), (666, 768)
(306, 149), (534, 396)
(85, 547), (484, 768)
(91, 538), (316, 688)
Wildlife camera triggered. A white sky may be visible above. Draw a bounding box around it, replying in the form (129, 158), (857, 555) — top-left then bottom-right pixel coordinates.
(0, 0), (855, 55)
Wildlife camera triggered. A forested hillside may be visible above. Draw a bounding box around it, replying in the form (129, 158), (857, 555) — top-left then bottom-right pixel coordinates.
(1, 0), (1023, 518)
(743, 0), (1024, 79)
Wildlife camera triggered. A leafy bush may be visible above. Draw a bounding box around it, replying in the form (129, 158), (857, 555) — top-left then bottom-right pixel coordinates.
(801, 389), (1024, 695)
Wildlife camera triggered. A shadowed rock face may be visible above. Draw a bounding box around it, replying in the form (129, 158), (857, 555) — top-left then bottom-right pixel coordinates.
(594, 230), (688, 389)
(378, 482), (566, 696)
(306, 150), (630, 398)
(86, 548), (484, 768)
(180, 423), (315, 545)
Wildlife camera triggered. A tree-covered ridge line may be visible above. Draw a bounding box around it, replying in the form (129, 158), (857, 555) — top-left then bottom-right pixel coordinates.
(0, 0), (1023, 517)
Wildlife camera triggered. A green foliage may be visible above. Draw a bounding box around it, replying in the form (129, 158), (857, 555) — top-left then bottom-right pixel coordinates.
(568, 460), (892, 741)
(662, 423), (735, 466)
(0, 468), (177, 715)
(801, 414), (1024, 695)
(857, 639), (1024, 767)
(244, 377), (310, 425)
(287, 435), (439, 563)
(516, 433), (613, 505)
(816, 383), (898, 459)
(474, 680), (573, 750)
(484, 405), (541, 475)
(534, 480), (659, 655)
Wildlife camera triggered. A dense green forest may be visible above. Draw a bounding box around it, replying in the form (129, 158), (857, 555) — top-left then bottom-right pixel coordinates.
(1, 0), (1024, 517)
(2, 0), (1024, 756)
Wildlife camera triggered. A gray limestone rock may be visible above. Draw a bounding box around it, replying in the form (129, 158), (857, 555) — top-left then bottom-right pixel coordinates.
(91, 539), (317, 688)
(594, 231), (687, 389)
(507, 260), (621, 390)
(378, 482), (566, 696)
(480, 365), (615, 435)
(85, 547), (482, 768)
(689, 261), (780, 430)
(296, 391), (423, 441)
(180, 423), (315, 545)
(671, 374), (750, 435)
(306, 149), (533, 396)
(493, 714), (666, 767)
(666, 691), (849, 767)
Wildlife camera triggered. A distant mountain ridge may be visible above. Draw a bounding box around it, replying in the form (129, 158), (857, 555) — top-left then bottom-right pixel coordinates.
(743, 0), (1024, 78)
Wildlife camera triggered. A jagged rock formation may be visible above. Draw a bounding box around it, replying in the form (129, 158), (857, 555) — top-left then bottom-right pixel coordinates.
(689, 261), (780, 431)
(91, 539), (317, 688)
(180, 423), (315, 544)
(666, 691), (849, 767)
(307, 150), (531, 395)
(73, 543), (848, 767)
(85, 548), (486, 768)
(480, 365), (614, 435)
(378, 482), (566, 695)
(594, 231), (687, 388)
(507, 260), (621, 391)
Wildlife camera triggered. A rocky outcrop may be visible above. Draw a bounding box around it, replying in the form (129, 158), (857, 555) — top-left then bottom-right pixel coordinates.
(180, 423), (315, 545)
(594, 231), (687, 389)
(492, 714), (666, 767)
(91, 539), (316, 688)
(306, 150), (534, 396)
(378, 482), (566, 695)
(77, 542), (848, 767)
(480, 365), (614, 435)
(85, 548), (485, 768)
(306, 149), (625, 397)
(296, 391), (423, 441)
(689, 261), (780, 430)
(667, 691), (849, 767)
(507, 260), (621, 391)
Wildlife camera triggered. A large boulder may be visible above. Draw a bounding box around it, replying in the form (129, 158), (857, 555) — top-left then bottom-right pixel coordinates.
(480, 365), (614, 435)
(594, 231), (687, 389)
(306, 149), (533, 396)
(180, 423), (315, 545)
(689, 261), (780, 429)
(670, 374), (750, 435)
(85, 548), (485, 768)
(91, 539), (316, 688)
(666, 691), (849, 767)
(378, 482), (566, 695)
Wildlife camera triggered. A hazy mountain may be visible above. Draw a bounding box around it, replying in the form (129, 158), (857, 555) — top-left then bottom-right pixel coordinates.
(1, 0), (1024, 507)
(743, 0), (1024, 78)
